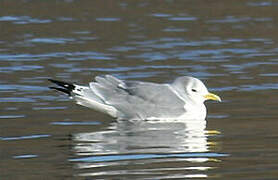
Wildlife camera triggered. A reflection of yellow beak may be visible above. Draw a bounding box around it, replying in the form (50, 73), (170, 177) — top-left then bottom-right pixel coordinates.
(204, 93), (221, 102)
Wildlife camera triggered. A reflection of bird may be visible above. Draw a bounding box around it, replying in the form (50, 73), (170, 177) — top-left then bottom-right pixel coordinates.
(73, 121), (209, 155)
(49, 75), (221, 120)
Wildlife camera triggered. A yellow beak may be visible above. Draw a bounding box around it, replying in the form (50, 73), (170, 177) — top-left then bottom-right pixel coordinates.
(204, 93), (221, 102)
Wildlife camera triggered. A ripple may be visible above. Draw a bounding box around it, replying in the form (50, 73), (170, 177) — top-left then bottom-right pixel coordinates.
(1, 134), (50, 141)
(57, 17), (76, 22)
(208, 16), (251, 23)
(96, 17), (121, 22)
(49, 63), (76, 68)
(0, 84), (47, 91)
(118, 71), (162, 79)
(128, 38), (226, 50)
(208, 16), (272, 24)
(69, 65), (185, 74)
(51, 121), (101, 126)
(67, 51), (114, 61)
(70, 152), (228, 163)
(0, 115), (25, 119)
(210, 86), (237, 92)
(0, 51), (114, 62)
(207, 115), (229, 119)
(127, 52), (170, 61)
(0, 97), (35, 103)
(33, 106), (67, 110)
(260, 73), (278, 77)
(13, 154), (38, 159)
(29, 38), (75, 44)
(247, 2), (276, 7)
(0, 16), (51, 24)
(163, 27), (187, 32)
(0, 65), (43, 72)
(78, 171), (208, 178)
(4, 107), (18, 111)
(109, 46), (136, 52)
(151, 13), (172, 18)
(239, 83), (278, 91)
(168, 16), (197, 21)
(0, 53), (51, 61)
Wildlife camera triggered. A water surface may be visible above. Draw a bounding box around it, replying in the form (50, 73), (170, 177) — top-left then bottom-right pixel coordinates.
(1, 0), (278, 179)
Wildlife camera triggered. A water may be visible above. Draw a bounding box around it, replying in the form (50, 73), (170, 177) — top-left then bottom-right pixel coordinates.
(1, 0), (278, 179)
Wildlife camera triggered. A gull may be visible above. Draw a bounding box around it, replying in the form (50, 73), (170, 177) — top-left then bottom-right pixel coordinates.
(49, 75), (221, 121)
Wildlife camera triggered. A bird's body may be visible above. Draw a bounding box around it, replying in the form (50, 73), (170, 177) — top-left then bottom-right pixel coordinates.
(49, 75), (221, 121)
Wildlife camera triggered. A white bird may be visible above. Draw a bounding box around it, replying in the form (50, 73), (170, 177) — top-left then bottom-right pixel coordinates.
(49, 75), (221, 121)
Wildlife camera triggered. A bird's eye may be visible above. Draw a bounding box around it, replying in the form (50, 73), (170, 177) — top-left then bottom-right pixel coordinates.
(192, 89), (197, 92)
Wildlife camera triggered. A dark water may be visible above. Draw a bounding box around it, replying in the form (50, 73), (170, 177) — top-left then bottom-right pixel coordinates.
(1, 0), (278, 179)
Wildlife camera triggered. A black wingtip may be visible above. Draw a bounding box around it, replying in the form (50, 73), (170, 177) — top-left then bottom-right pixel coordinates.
(49, 87), (71, 96)
(48, 79), (75, 90)
(48, 79), (75, 96)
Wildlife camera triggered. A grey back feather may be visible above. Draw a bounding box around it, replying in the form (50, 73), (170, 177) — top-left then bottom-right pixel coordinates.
(90, 75), (186, 119)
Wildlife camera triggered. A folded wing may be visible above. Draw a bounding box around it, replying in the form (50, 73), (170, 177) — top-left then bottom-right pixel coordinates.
(90, 75), (186, 120)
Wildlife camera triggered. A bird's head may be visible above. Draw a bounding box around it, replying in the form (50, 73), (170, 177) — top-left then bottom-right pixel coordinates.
(173, 76), (221, 103)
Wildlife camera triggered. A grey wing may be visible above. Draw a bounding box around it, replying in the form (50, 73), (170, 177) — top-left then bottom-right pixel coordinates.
(90, 75), (186, 120)
(122, 81), (186, 119)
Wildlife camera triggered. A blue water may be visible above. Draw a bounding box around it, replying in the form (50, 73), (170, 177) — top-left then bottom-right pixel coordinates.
(1, 0), (278, 179)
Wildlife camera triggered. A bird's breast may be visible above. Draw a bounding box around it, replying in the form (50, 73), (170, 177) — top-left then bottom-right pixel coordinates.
(182, 103), (207, 120)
